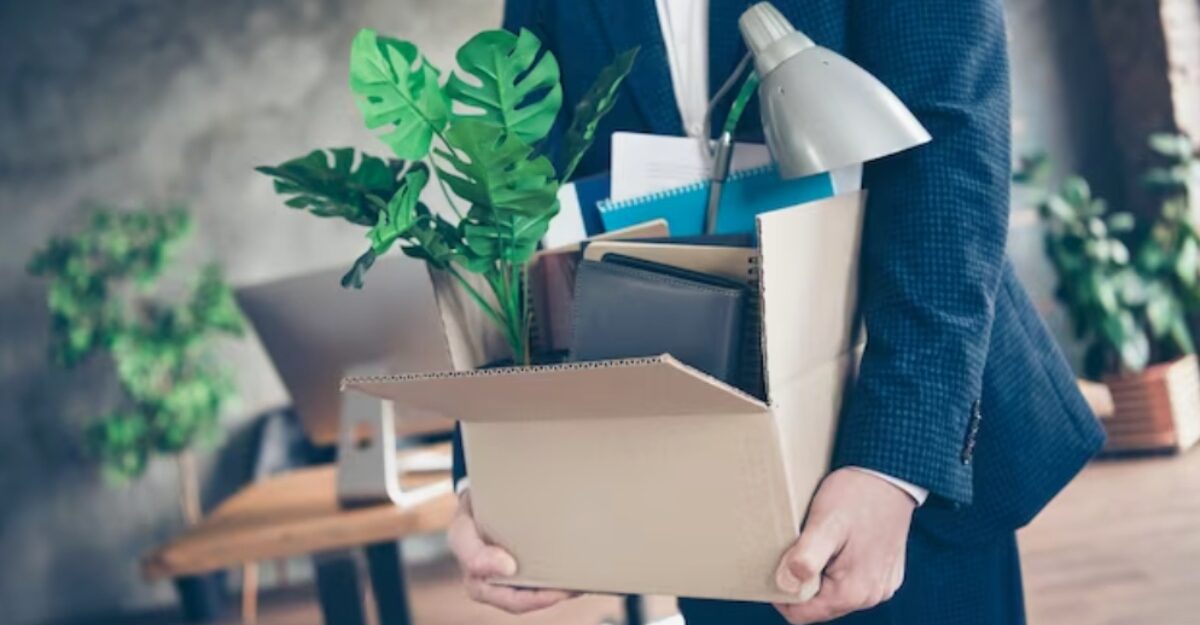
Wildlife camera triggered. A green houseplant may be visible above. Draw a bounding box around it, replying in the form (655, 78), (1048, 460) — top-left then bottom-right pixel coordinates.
(258, 28), (638, 365)
(1022, 135), (1200, 451)
(27, 206), (245, 521)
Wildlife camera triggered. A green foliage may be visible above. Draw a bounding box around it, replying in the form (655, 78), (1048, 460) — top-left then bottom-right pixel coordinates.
(263, 26), (637, 363)
(255, 148), (408, 227)
(435, 120), (559, 217)
(27, 206), (244, 481)
(369, 164), (430, 255)
(1023, 135), (1200, 379)
(350, 29), (450, 160)
(560, 47), (639, 181)
(445, 29), (563, 145)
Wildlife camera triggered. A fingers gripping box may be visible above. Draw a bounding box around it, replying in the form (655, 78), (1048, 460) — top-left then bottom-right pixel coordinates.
(343, 191), (867, 602)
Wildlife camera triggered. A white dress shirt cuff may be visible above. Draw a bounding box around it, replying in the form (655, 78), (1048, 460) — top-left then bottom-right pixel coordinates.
(455, 477), (471, 496)
(846, 467), (929, 506)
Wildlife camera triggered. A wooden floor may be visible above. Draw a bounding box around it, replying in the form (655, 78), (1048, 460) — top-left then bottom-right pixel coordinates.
(156, 450), (1199, 625)
(1019, 450), (1200, 625)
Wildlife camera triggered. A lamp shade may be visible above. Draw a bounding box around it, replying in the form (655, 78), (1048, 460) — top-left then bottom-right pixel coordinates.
(739, 3), (932, 179)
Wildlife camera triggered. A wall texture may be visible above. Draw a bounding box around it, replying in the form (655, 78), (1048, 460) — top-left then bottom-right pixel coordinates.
(0, 1), (1117, 624)
(0, 2), (498, 624)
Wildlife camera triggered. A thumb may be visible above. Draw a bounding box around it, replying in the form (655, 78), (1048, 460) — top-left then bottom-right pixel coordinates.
(776, 514), (845, 595)
(468, 544), (519, 579)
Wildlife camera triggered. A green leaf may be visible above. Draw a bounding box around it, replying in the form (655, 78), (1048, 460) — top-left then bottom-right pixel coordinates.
(434, 119), (559, 216)
(1013, 150), (1050, 185)
(1145, 286), (1176, 338)
(560, 47), (639, 181)
(444, 29), (563, 145)
(350, 29), (449, 160)
(1143, 166), (1191, 191)
(368, 164), (430, 255)
(1170, 315), (1196, 355)
(1106, 212), (1136, 233)
(1177, 236), (1200, 285)
(189, 264), (245, 336)
(1148, 133), (1194, 159)
(1060, 176), (1091, 208)
(256, 148), (404, 227)
(342, 248), (378, 289)
(403, 208), (464, 271)
(1106, 311), (1150, 373)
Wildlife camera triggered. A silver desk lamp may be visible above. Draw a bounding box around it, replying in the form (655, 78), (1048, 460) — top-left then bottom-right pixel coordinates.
(704, 2), (932, 232)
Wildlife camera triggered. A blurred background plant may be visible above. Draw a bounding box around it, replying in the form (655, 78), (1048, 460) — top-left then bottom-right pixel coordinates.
(1019, 132), (1200, 380)
(27, 206), (244, 524)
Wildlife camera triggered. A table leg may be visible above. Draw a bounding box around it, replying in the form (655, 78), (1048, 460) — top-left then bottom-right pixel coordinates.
(624, 595), (646, 625)
(313, 550), (367, 625)
(365, 540), (413, 625)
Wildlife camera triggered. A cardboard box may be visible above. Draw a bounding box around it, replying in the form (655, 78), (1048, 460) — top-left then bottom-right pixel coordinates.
(343, 191), (866, 602)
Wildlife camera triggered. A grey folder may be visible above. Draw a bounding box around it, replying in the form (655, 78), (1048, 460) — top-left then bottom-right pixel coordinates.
(569, 258), (748, 385)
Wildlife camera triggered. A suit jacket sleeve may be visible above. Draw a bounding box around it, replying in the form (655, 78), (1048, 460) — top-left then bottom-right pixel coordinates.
(834, 0), (1012, 505)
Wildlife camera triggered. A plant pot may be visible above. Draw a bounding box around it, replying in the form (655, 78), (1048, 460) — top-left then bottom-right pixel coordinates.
(1102, 355), (1200, 453)
(173, 571), (229, 623)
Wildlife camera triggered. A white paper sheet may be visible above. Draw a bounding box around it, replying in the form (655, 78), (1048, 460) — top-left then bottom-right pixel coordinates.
(610, 132), (773, 202)
(610, 132), (862, 202)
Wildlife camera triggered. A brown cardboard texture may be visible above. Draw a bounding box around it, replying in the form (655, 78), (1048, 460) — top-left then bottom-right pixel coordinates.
(343, 191), (866, 603)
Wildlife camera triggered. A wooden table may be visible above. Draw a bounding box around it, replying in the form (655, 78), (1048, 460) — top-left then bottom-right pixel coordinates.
(144, 461), (456, 625)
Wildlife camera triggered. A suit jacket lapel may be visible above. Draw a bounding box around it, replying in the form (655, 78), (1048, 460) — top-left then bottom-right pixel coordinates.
(593, 0), (683, 135)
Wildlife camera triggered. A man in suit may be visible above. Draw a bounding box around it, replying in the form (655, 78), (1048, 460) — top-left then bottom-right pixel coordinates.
(448, 1), (1106, 623)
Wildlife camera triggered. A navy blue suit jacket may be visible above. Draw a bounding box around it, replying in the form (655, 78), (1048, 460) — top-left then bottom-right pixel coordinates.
(473, 0), (1105, 546)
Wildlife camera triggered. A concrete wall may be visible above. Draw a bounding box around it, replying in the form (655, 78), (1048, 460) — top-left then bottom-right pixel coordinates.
(0, 2), (498, 624)
(0, 1), (1117, 624)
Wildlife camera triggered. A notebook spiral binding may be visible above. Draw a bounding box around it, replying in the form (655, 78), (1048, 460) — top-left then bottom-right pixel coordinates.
(597, 164), (778, 214)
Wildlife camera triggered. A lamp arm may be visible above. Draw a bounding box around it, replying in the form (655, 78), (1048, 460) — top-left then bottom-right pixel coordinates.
(700, 51), (754, 161)
(703, 56), (761, 234)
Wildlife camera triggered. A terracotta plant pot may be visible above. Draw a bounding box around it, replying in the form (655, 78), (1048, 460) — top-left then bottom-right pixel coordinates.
(1101, 355), (1200, 453)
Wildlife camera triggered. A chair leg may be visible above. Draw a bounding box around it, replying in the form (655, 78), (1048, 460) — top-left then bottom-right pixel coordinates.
(313, 550), (368, 625)
(624, 595), (646, 625)
(364, 541), (413, 625)
(241, 563), (258, 625)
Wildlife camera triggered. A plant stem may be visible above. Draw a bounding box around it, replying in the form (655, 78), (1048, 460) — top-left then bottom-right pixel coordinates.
(492, 266), (524, 362)
(446, 265), (506, 330)
(426, 158), (465, 219)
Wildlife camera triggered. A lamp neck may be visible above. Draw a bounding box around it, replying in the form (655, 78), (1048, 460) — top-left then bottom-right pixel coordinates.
(752, 31), (815, 76)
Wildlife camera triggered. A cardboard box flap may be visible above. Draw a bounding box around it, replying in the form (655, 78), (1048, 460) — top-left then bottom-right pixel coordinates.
(342, 355), (769, 423)
(756, 191), (865, 398)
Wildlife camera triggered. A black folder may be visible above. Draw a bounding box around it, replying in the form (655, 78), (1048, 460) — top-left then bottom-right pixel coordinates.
(569, 255), (749, 387)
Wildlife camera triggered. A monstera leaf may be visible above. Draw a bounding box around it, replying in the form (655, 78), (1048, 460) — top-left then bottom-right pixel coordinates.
(560, 47), (639, 180)
(434, 120), (559, 216)
(445, 29), (562, 145)
(255, 148), (404, 227)
(460, 206), (555, 264)
(350, 29), (449, 160)
(368, 164), (430, 255)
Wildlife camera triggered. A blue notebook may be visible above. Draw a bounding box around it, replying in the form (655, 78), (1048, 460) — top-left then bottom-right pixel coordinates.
(597, 165), (835, 237)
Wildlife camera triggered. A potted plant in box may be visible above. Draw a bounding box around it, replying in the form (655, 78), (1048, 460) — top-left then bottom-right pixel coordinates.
(1020, 136), (1200, 453)
(27, 206), (245, 620)
(257, 28), (638, 365)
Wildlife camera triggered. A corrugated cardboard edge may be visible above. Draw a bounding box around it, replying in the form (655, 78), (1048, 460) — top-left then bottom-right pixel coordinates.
(342, 353), (771, 422)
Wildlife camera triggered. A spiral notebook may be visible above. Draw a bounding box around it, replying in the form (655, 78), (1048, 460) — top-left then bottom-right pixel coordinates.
(597, 165), (835, 237)
(581, 240), (765, 399)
